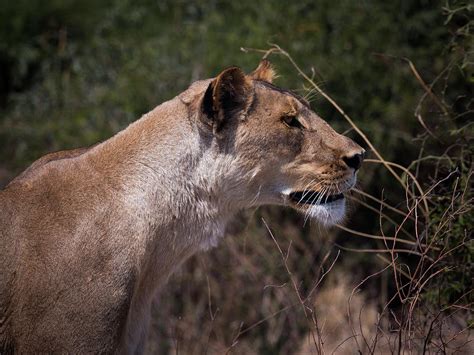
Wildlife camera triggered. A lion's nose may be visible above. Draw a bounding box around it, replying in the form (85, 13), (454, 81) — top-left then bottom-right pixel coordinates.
(342, 151), (365, 171)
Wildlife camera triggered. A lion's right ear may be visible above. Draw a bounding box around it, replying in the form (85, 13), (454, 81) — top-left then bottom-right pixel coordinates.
(250, 59), (276, 83)
(201, 67), (253, 134)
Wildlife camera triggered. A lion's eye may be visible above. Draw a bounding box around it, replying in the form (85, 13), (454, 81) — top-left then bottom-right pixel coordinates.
(282, 115), (303, 129)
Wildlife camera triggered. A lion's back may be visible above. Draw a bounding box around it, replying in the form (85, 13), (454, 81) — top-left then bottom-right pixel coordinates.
(0, 150), (134, 353)
(0, 149), (88, 352)
(0, 188), (19, 352)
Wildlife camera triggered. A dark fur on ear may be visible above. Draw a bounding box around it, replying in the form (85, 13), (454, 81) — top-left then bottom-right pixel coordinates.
(202, 67), (253, 134)
(250, 59), (276, 83)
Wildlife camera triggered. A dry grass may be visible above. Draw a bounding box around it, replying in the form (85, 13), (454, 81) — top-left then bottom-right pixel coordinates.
(144, 45), (472, 354)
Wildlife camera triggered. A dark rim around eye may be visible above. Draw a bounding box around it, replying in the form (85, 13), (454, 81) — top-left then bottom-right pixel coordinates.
(282, 115), (303, 129)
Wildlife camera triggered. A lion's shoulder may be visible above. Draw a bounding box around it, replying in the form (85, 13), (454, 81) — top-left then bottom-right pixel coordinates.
(6, 146), (93, 188)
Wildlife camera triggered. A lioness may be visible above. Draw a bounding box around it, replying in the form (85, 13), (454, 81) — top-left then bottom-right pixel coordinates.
(0, 61), (364, 353)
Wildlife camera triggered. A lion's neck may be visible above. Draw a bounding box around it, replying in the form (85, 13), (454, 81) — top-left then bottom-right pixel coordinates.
(91, 96), (243, 276)
(86, 97), (250, 351)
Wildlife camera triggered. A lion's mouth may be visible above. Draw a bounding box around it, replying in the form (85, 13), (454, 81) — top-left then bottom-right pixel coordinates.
(288, 191), (345, 205)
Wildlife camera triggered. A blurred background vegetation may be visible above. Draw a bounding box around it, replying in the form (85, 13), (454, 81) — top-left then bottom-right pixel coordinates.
(1, 0), (472, 353)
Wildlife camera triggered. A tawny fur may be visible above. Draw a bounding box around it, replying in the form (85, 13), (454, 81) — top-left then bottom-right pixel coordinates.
(0, 62), (363, 353)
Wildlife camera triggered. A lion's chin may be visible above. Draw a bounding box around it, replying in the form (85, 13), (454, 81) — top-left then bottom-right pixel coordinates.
(303, 197), (346, 226)
(281, 189), (347, 226)
(282, 188), (346, 226)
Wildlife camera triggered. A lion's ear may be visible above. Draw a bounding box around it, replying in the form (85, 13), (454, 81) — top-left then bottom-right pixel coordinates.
(202, 66), (253, 134)
(250, 59), (276, 83)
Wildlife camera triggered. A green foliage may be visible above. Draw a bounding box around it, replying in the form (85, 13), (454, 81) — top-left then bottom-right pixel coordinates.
(0, 0), (451, 169)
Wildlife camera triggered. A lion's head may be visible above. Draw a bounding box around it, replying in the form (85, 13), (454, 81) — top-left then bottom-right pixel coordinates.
(182, 61), (364, 226)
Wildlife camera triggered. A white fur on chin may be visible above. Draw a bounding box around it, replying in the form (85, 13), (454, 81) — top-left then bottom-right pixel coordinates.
(307, 198), (346, 226)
